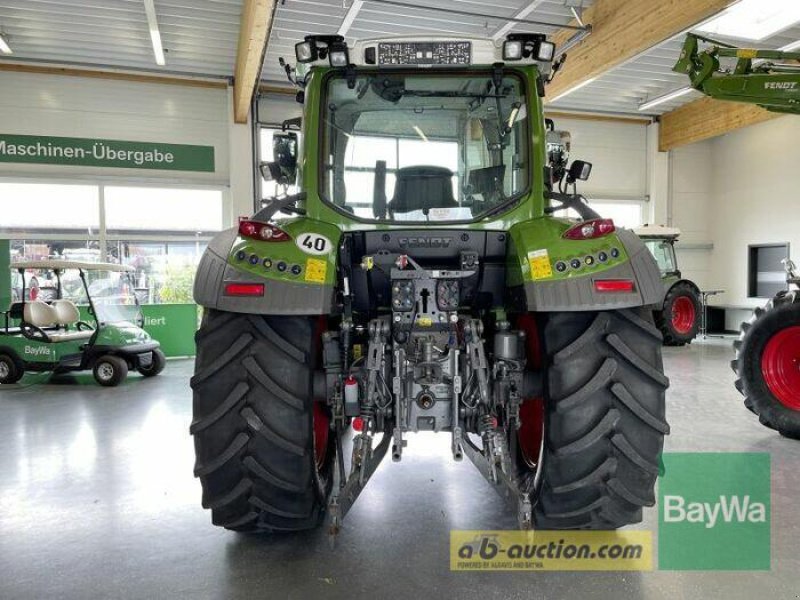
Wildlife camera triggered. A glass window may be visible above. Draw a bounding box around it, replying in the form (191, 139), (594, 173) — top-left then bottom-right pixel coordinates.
(104, 186), (223, 235)
(644, 240), (677, 275)
(322, 72), (529, 222)
(589, 200), (643, 229)
(108, 240), (207, 304)
(0, 182), (99, 233)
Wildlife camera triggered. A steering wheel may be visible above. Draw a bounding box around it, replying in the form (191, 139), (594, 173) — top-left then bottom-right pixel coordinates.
(76, 321), (95, 331)
(21, 323), (49, 342)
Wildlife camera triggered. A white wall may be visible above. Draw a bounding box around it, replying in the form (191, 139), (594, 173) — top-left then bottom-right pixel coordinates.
(707, 116), (798, 315)
(553, 117), (648, 201)
(0, 71), (258, 228)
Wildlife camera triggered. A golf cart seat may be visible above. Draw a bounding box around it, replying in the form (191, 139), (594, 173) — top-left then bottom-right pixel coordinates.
(23, 300), (93, 342)
(50, 299), (94, 341)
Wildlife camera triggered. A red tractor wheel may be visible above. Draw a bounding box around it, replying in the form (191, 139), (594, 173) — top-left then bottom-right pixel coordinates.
(733, 292), (800, 439)
(656, 282), (701, 346)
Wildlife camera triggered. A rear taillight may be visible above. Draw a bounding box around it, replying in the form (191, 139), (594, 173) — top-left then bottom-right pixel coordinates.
(563, 218), (616, 240)
(238, 219), (291, 242)
(594, 279), (635, 293)
(224, 282), (265, 297)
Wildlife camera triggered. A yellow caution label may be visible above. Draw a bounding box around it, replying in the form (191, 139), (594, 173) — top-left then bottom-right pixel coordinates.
(737, 49), (758, 59)
(528, 249), (553, 280)
(417, 317), (433, 327)
(451, 530), (653, 571)
(352, 344), (363, 360)
(304, 258), (328, 283)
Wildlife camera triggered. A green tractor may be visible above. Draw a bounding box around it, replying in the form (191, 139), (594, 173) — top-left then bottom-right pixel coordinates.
(191, 34), (669, 536)
(0, 260), (165, 387)
(673, 34), (800, 437)
(634, 225), (701, 346)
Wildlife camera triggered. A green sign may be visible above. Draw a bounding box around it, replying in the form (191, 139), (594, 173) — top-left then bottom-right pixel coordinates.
(140, 303), (198, 357)
(0, 134), (214, 172)
(658, 452), (771, 570)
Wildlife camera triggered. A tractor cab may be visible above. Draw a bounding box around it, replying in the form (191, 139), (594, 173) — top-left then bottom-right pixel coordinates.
(0, 260), (164, 386)
(634, 225), (682, 278)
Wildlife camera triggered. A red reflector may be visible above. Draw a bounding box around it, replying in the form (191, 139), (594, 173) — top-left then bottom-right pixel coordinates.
(563, 218), (616, 240)
(224, 282), (265, 297)
(594, 279), (635, 293)
(352, 417), (364, 432)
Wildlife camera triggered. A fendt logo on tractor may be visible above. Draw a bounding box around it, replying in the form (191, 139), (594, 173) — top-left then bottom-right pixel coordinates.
(190, 32), (669, 541)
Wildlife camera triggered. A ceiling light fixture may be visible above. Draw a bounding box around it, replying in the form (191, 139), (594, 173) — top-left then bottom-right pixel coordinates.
(696, 0), (800, 42)
(548, 77), (597, 103)
(0, 33), (12, 55)
(143, 0), (166, 66)
(638, 86), (694, 112)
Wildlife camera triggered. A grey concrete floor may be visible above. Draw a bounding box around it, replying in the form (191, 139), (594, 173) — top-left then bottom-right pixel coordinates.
(1, 338), (799, 599)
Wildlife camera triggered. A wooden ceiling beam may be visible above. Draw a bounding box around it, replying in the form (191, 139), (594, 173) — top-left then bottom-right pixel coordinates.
(546, 0), (737, 102)
(659, 97), (783, 151)
(233, 0), (277, 124)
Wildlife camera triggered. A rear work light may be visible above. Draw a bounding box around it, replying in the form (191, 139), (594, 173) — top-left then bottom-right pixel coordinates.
(594, 279), (635, 293)
(224, 283), (265, 297)
(563, 218), (616, 240)
(238, 220), (291, 242)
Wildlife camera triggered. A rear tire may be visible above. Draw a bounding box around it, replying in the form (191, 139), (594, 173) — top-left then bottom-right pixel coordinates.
(0, 352), (24, 384)
(655, 282), (700, 346)
(190, 309), (334, 532)
(138, 348), (166, 377)
(732, 291), (800, 439)
(529, 309), (670, 529)
(93, 355), (128, 387)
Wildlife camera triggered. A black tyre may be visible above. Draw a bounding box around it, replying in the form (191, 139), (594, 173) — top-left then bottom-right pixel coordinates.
(516, 309), (670, 529)
(0, 352), (24, 384)
(190, 309), (334, 532)
(655, 282), (701, 346)
(732, 291), (800, 439)
(93, 355), (128, 387)
(138, 348), (166, 377)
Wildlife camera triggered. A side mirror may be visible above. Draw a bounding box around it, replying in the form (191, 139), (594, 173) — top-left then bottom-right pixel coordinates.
(567, 160), (592, 183)
(261, 132), (298, 187)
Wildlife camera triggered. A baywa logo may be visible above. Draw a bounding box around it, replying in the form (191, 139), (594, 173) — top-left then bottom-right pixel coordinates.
(663, 494), (766, 529)
(658, 453), (771, 570)
(24, 345), (52, 357)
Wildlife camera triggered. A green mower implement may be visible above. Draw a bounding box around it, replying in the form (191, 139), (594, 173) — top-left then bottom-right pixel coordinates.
(674, 33), (800, 114)
(0, 260), (165, 387)
(634, 225), (701, 346)
(191, 34), (669, 536)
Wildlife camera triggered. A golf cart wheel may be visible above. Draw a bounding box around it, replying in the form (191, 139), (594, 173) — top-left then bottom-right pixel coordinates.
(655, 282), (701, 346)
(732, 292), (800, 439)
(93, 355), (128, 387)
(0, 352), (24, 384)
(190, 309), (334, 532)
(138, 348), (166, 377)
(527, 309), (669, 530)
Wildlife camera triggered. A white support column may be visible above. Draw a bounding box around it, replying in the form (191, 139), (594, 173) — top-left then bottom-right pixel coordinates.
(646, 121), (670, 225)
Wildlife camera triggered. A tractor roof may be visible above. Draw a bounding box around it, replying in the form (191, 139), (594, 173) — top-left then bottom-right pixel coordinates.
(633, 225), (681, 239)
(11, 260), (134, 272)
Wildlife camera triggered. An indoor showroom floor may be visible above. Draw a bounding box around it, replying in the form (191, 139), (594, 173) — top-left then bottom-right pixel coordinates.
(0, 338), (798, 600)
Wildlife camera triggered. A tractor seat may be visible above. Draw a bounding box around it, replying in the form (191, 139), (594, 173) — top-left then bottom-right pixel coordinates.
(388, 166), (457, 215)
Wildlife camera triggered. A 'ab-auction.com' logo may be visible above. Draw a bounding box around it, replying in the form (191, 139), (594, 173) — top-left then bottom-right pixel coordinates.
(658, 453), (770, 570)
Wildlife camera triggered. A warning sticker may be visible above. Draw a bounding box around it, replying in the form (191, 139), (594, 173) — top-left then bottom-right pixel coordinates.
(528, 249), (553, 280)
(305, 258), (328, 283)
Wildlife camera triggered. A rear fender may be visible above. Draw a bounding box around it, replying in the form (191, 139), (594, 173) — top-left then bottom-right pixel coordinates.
(507, 218), (665, 312)
(193, 219), (340, 315)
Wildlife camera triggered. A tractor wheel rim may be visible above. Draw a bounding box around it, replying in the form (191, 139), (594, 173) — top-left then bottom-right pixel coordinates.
(762, 325), (800, 411)
(0, 362), (9, 379)
(518, 398), (544, 469)
(312, 402), (330, 471)
(97, 363), (114, 381)
(671, 296), (696, 335)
